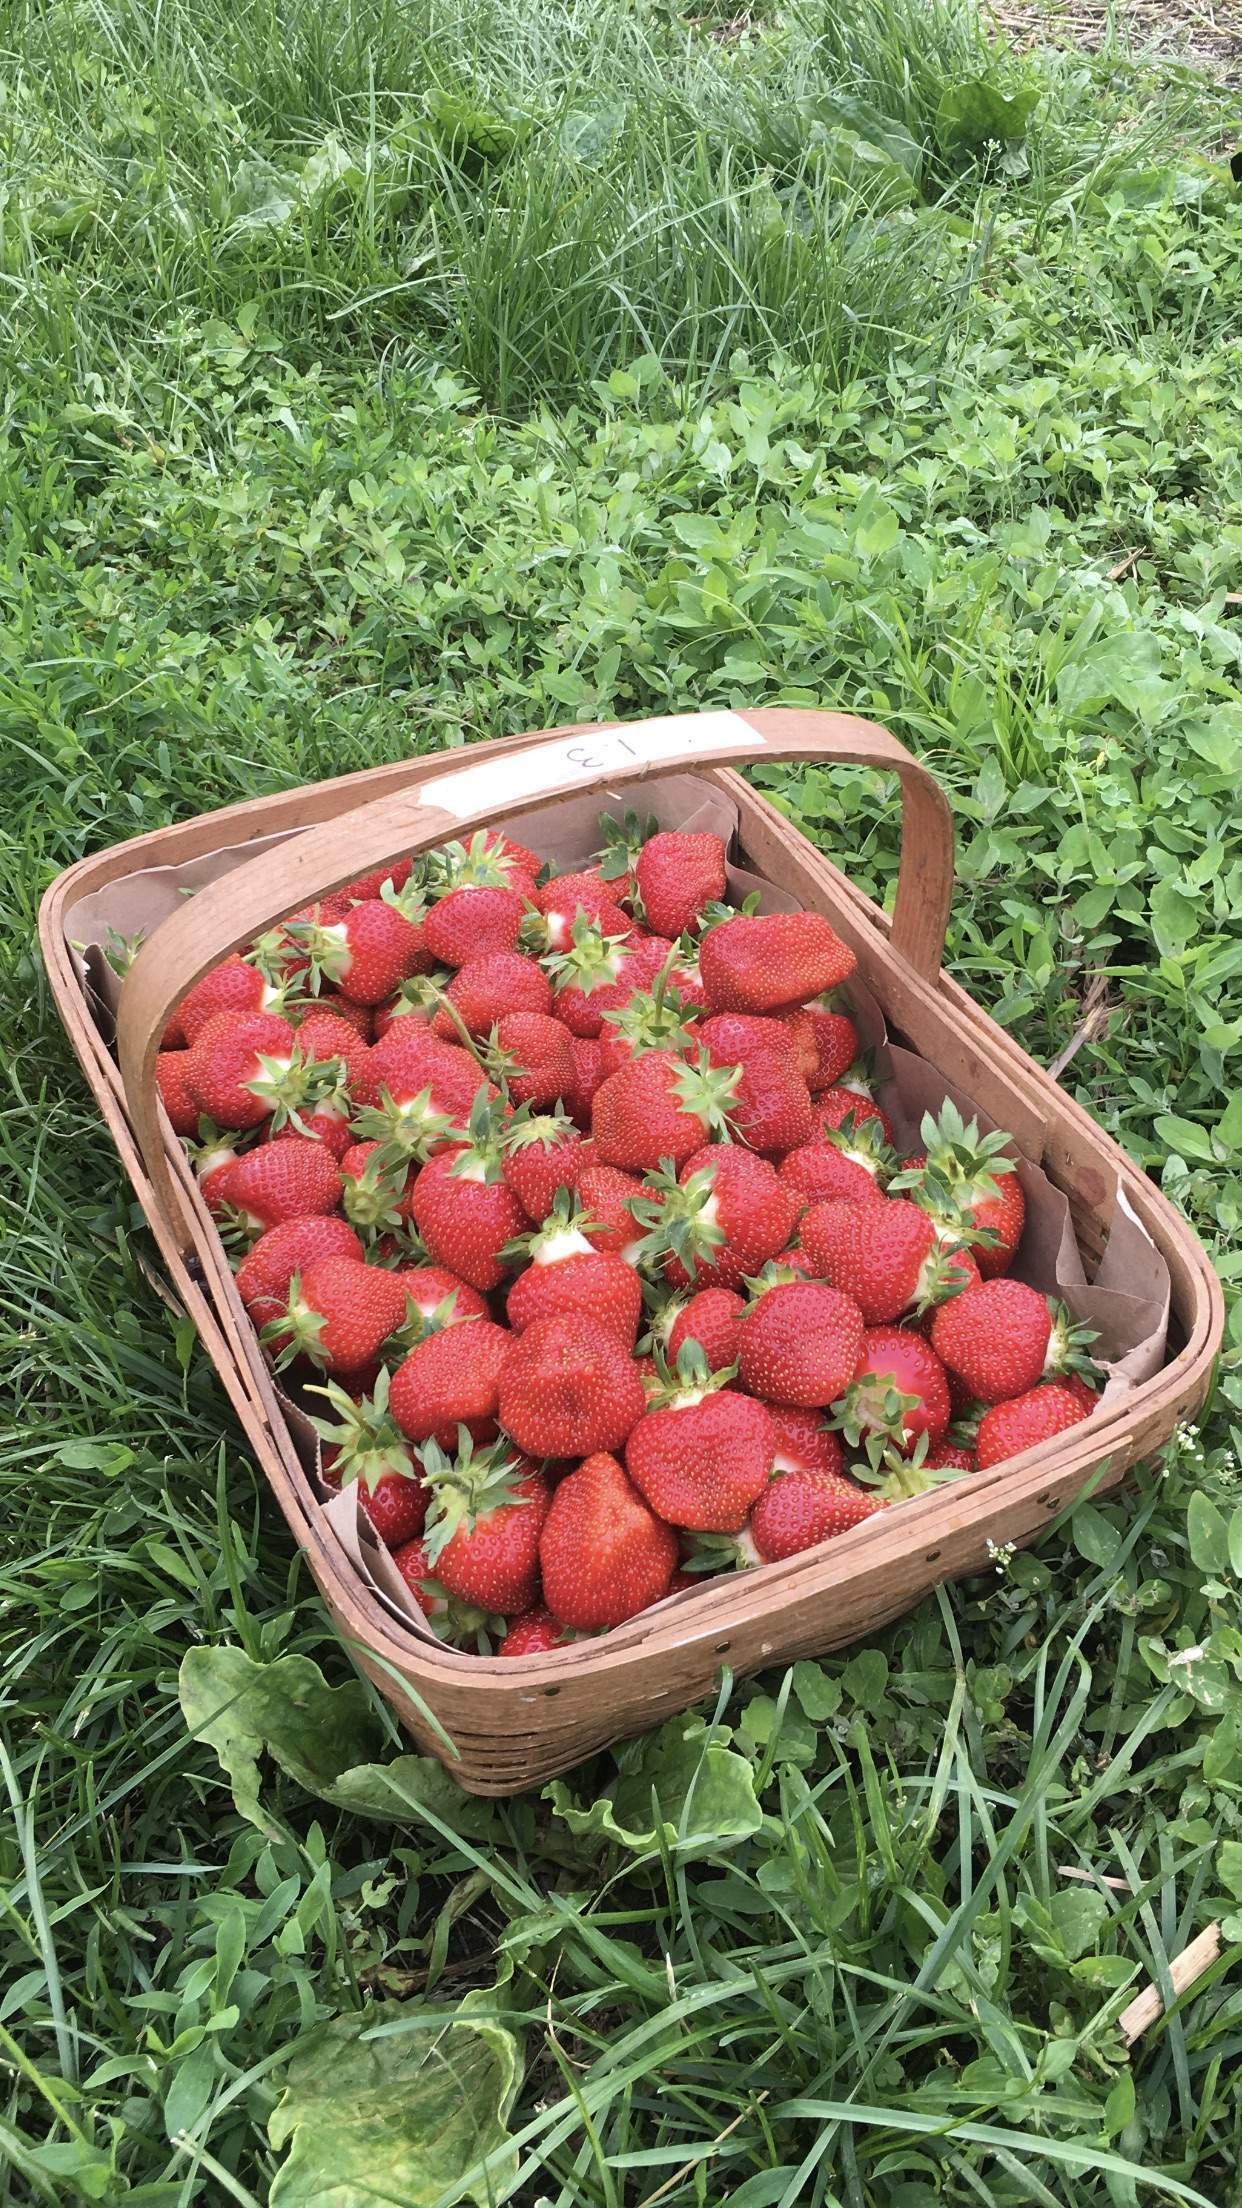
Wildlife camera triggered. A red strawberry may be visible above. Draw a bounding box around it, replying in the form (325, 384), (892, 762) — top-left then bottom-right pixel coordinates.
(358, 1033), (492, 1161)
(270, 1107), (354, 1161)
(191, 1130), (246, 1212)
(186, 1010), (349, 1137)
(1056, 1372), (1101, 1414)
(264, 1255), (407, 1374)
(410, 1097), (525, 1290)
(779, 1143), (888, 1209)
(976, 1383), (1093, 1469)
(235, 1216), (364, 1328)
(509, 1248), (642, 1346)
(668, 1286), (746, 1372)
(632, 1145), (799, 1292)
(389, 1317), (511, 1447)
(700, 911), (856, 1013)
(800, 1197), (976, 1325)
(178, 953), (289, 1044)
(816, 1085), (895, 1147)
(397, 1263), (488, 1335)
(596, 980), (700, 1081)
(836, 1327), (951, 1455)
(434, 829), (541, 896)
(891, 1102), (1025, 1279)
(390, 1535), (445, 1616)
(768, 1404), (845, 1478)
(923, 1440), (976, 1473)
(591, 1050), (741, 1173)
(501, 1108), (586, 1223)
(498, 1607), (573, 1655)
(780, 1002), (859, 1092)
(156, 1051), (201, 1136)
(420, 1434), (550, 1614)
(626, 1355), (774, 1532)
(338, 858), (413, 903)
(700, 1014), (816, 1148)
(423, 885), (524, 967)
(563, 1036), (606, 1128)
(223, 1137), (344, 1232)
(295, 1008), (376, 1108)
(635, 831), (727, 939)
(930, 1279), (1098, 1405)
(311, 1370), (428, 1546)
(539, 1452), (679, 1627)
(373, 973), (451, 1039)
(491, 1012), (576, 1110)
(735, 1281), (864, 1407)
(498, 1314), (646, 1458)
(747, 1465), (880, 1562)
(576, 1163), (646, 1258)
(293, 895), (431, 1006)
(431, 951), (552, 1041)
(523, 874), (633, 955)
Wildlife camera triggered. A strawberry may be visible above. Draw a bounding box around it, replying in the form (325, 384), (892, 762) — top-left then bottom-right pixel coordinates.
(923, 1440), (976, 1473)
(1055, 1372), (1101, 1414)
(780, 1002), (859, 1092)
(747, 1464), (881, 1562)
(264, 1255), (407, 1374)
(497, 1607), (574, 1655)
(311, 1369), (428, 1546)
(539, 1452), (679, 1627)
(522, 874), (633, 956)
(410, 1096), (525, 1290)
(222, 1136), (344, 1232)
(800, 1197), (977, 1325)
(634, 831), (727, 939)
(892, 1102), (1026, 1279)
(373, 973), (452, 1039)
(735, 1281), (864, 1407)
(397, 1264), (488, 1337)
(591, 1049), (741, 1172)
(509, 1247), (642, 1346)
(339, 1140), (417, 1234)
(779, 1143), (888, 1209)
(631, 1146), (799, 1292)
(389, 1535), (447, 1617)
(431, 829), (541, 897)
(563, 1036), (607, 1127)
(294, 1008), (377, 1108)
(156, 1051), (201, 1136)
(235, 1216), (364, 1328)
(389, 1317), (511, 1447)
(338, 858), (413, 903)
(700, 910), (855, 1013)
(177, 952), (289, 1044)
(185, 1011), (342, 1134)
(625, 1350), (774, 1532)
(489, 1012), (576, 1110)
(668, 1286), (746, 1372)
(356, 1034), (492, 1162)
(576, 1164), (646, 1258)
(501, 1107), (586, 1223)
(292, 893), (431, 1006)
(497, 1314), (646, 1458)
(596, 979), (700, 1081)
(930, 1279), (1099, 1405)
(430, 951), (552, 1041)
(191, 1129), (247, 1212)
(543, 917), (665, 1038)
(816, 1085), (895, 1150)
(834, 1327), (951, 1456)
(423, 885), (525, 967)
(768, 1403), (845, 1478)
(420, 1432), (550, 1615)
(976, 1382), (1093, 1469)
(269, 1108), (355, 1161)
(700, 1017), (815, 1155)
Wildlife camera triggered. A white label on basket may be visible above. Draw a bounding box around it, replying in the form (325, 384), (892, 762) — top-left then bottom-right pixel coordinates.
(421, 712), (758, 820)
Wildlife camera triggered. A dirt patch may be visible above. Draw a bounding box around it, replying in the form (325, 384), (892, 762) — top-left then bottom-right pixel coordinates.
(989, 0), (1242, 84)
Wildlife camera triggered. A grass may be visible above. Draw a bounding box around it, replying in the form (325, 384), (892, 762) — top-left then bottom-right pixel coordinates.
(1, 0), (1242, 2199)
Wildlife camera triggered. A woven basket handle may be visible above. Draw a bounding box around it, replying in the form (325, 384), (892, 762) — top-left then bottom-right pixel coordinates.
(117, 707), (952, 1249)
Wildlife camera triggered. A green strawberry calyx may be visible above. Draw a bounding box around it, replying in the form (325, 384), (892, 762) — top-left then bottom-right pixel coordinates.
(671, 1050), (742, 1141)
(306, 1368), (420, 1493)
(892, 1098), (1019, 1207)
(542, 911), (632, 994)
(353, 1082), (464, 1168)
(830, 1373), (927, 1466)
(646, 1340), (736, 1412)
(424, 831), (521, 895)
(443, 1089), (510, 1186)
(820, 1105), (894, 1178)
(341, 1148), (414, 1233)
(246, 1041), (349, 1137)
(629, 1157), (727, 1278)
(500, 1101), (578, 1158)
(1043, 1300), (1103, 1384)
(599, 975), (698, 1061)
(418, 1429), (529, 1565)
(682, 1526), (759, 1573)
(502, 1186), (598, 1266)
(855, 1429), (966, 1501)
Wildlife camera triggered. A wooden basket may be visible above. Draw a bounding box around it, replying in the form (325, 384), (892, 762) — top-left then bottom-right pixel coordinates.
(40, 711), (1223, 1795)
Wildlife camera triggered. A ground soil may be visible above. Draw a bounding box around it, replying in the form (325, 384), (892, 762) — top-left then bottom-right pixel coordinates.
(989, 0), (1242, 84)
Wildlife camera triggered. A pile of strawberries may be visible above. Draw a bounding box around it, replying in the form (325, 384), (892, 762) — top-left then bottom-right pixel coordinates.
(156, 815), (1103, 1655)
